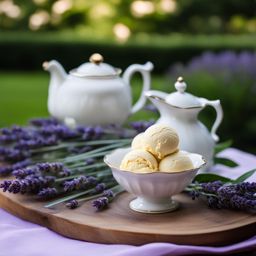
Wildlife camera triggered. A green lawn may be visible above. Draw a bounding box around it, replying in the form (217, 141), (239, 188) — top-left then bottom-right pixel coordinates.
(0, 72), (168, 127)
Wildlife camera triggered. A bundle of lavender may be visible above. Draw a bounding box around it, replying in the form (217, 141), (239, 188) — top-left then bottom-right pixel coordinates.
(0, 117), (153, 210)
(186, 171), (256, 212)
(0, 117), (255, 212)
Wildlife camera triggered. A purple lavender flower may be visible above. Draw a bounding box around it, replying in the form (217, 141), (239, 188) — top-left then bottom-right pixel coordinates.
(29, 117), (59, 127)
(235, 182), (256, 193)
(85, 158), (95, 165)
(0, 180), (12, 192)
(39, 124), (78, 139)
(92, 188), (115, 211)
(0, 166), (13, 176)
(63, 176), (97, 192)
(217, 185), (237, 199)
(7, 180), (21, 194)
(1, 148), (30, 162)
(0, 126), (33, 144)
(66, 200), (79, 209)
(0, 134), (16, 143)
(58, 168), (71, 177)
(37, 187), (58, 198)
(76, 126), (104, 140)
(201, 181), (223, 194)
(0, 159), (32, 177)
(189, 190), (200, 200)
(168, 51), (256, 83)
(130, 120), (155, 133)
(1, 175), (56, 194)
(37, 162), (64, 173)
(207, 196), (220, 209)
(94, 183), (106, 193)
(188, 181), (256, 211)
(12, 168), (38, 179)
(103, 189), (114, 199)
(16, 135), (58, 150)
(0, 128), (12, 135)
(12, 159), (31, 170)
(92, 197), (109, 210)
(229, 195), (256, 210)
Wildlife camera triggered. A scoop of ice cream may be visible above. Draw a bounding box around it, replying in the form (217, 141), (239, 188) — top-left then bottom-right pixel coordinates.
(159, 151), (194, 172)
(120, 149), (158, 173)
(131, 133), (145, 150)
(142, 124), (179, 160)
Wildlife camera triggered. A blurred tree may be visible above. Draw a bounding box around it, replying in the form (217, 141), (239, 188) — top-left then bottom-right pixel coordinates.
(0, 0), (256, 40)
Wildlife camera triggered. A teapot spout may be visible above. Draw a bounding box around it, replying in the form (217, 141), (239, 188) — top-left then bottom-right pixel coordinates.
(43, 60), (67, 90)
(43, 60), (67, 117)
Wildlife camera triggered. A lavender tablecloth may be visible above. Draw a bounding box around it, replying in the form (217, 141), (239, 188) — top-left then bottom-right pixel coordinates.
(0, 148), (256, 256)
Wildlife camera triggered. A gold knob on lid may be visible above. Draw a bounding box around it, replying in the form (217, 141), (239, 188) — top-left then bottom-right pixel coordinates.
(177, 76), (184, 82)
(175, 76), (187, 93)
(89, 53), (103, 65)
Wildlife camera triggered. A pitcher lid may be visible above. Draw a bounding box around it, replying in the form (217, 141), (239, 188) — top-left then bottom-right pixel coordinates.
(165, 77), (202, 108)
(70, 53), (121, 78)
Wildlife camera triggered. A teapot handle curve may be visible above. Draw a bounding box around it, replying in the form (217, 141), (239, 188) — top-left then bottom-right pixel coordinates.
(123, 62), (153, 114)
(200, 98), (223, 142)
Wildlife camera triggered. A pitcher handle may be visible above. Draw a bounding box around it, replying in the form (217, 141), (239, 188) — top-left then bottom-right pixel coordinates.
(199, 98), (223, 142)
(123, 62), (153, 114)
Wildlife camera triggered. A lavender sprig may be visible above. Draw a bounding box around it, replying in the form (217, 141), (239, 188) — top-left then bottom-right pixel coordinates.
(0, 175), (56, 194)
(63, 175), (97, 192)
(30, 117), (59, 127)
(12, 168), (38, 179)
(186, 181), (256, 211)
(92, 187), (121, 211)
(37, 162), (64, 172)
(92, 197), (109, 211)
(38, 187), (58, 198)
(65, 200), (79, 209)
(0, 159), (32, 177)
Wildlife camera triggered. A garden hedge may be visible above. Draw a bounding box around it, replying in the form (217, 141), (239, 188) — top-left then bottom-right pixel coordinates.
(1, 32), (256, 73)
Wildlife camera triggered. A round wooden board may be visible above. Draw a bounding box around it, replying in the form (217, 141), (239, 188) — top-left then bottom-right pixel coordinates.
(0, 188), (255, 246)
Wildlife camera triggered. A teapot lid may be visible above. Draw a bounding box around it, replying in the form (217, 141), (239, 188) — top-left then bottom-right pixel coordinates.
(69, 53), (121, 78)
(165, 77), (202, 108)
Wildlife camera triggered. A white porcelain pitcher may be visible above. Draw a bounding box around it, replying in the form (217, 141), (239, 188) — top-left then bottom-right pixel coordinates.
(43, 53), (153, 126)
(145, 77), (223, 171)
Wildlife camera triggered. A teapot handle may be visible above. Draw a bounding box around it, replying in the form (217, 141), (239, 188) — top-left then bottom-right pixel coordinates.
(199, 98), (223, 142)
(123, 62), (153, 114)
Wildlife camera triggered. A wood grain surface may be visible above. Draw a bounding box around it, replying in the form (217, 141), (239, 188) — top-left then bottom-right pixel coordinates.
(0, 186), (255, 246)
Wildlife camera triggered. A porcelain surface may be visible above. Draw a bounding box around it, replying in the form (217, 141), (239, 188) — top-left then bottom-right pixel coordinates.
(104, 148), (206, 213)
(43, 53), (153, 126)
(145, 77), (223, 171)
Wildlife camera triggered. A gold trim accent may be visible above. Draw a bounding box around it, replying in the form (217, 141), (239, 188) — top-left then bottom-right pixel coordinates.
(148, 95), (202, 109)
(177, 76), (184, 82)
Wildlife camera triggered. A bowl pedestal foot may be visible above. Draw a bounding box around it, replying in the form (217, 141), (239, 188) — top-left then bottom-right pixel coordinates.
(129, 197), (179, 214)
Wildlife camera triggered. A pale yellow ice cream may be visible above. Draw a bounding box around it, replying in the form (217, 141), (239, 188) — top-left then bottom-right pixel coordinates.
(120, 149), (158, 173)
(141, 124), (179, 160)
(159, 151), (194, 172)
(131, 133), (145, 150)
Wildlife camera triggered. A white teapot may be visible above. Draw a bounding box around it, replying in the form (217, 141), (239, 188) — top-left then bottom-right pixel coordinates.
(145, 77), (223, 171)
(43, 53), (153, 126)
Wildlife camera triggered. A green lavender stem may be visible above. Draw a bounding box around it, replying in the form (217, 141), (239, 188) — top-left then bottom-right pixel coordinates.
(76, 185), (125, 204)
(31, 139), (131, 154)
(61, 142), (128, 163)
